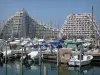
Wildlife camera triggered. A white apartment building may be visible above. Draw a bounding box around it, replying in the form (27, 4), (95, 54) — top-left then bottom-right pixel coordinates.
(60, 13), (100, 39)
(1, 9), (34, 39)
(1, 9), (59, 40)
(34, 21), (59, 40)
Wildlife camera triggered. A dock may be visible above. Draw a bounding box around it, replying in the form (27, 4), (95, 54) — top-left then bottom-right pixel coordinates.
(42, 48), (72, 64)
(41, 51), (57, 63)
(42, 48), (100, 64)
(2, 47), (100, 64)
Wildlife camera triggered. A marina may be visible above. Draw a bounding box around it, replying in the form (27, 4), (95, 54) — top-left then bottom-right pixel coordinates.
(0, 38), (100, 66)
(0, 23), (100, 74)
(0, 38), (100, 75)
(0, 38), (100, 63)
(0, 1), (100, 75)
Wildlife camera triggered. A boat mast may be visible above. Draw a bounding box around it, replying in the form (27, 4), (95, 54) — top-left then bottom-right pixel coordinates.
(11, 23), (14, 39)
(91, 6), (95, 47)
(92, 6), (94, 44)
(92, 6), (93, 26)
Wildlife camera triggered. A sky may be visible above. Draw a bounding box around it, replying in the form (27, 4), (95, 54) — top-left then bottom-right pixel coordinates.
(0, 0), (100, 28)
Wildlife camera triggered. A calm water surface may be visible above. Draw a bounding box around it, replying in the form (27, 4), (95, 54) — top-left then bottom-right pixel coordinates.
(0, 61), (100, 75)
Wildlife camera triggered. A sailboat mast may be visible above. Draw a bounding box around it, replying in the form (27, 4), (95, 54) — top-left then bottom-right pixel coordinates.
(92, 6), (93, 23)
(92, 6), (95, 45)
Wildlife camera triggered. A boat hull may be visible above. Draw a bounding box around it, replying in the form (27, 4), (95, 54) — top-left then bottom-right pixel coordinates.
(68, 60), (91, 66)
(68, 55), (93, 66)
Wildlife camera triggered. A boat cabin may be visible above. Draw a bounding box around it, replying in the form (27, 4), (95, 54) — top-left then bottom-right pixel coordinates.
(9, 41), (21, 50)
(64, 41), (85, 51)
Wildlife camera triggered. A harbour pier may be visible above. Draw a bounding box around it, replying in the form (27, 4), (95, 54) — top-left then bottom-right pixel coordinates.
(1, 39), (100, 65)
(42, 48), (100, 64)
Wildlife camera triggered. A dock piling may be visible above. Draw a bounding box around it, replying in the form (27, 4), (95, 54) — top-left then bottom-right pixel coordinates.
(57, 47), (59, 66)
(5, 43), (7, 64)
(39, 44), (41, 65)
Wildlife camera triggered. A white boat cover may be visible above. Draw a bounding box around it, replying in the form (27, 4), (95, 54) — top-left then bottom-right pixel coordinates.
(28, 51), (38, 58)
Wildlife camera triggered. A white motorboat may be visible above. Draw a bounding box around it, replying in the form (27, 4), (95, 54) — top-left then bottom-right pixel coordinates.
(68, 55), (93, 66)
(64, 40), (93, 66)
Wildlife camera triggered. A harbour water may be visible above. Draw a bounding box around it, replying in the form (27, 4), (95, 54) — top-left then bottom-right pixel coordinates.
(0, 61), (100, 75)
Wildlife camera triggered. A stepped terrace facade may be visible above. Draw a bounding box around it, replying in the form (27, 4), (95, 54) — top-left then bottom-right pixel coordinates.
(60, 13), (100, 39)
(1, 9), (59, 40)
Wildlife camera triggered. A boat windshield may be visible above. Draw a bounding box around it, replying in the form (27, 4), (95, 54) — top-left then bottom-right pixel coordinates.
(67, 44), (77, 51)
(64, 41), (85, 51)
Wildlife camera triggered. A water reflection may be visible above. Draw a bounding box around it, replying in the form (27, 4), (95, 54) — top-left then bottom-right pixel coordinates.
(39, 64), (42, 75)
(68, 65), (93, 75)
(5, 63), (7, 75)
(0, 61), (100, 75)
(57, 66), (59, 75)
(0, 62), (3, 67)
(59, 64), (71, 75)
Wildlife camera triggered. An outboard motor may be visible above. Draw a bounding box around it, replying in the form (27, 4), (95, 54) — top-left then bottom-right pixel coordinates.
(23, 54), (28, 64)
(0, 52), (3, 59)
(23, 55), (32, 64)
(27, 55), (32, 64)
(0, 52), (4, 63)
